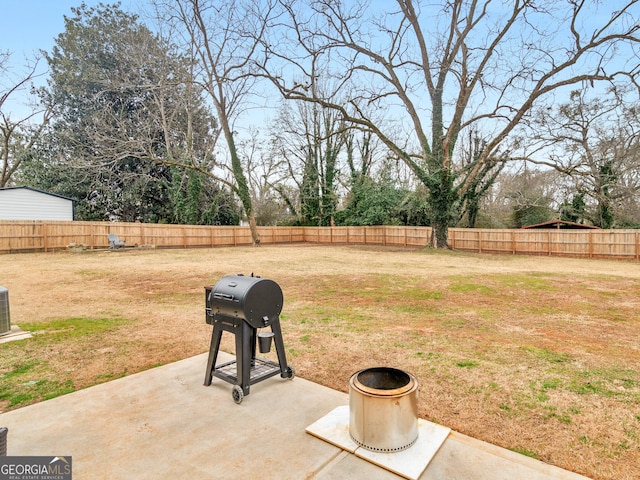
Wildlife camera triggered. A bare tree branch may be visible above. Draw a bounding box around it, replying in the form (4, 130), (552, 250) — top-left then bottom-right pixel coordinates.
(0, 55), (52, 187)
(256, 0), (639, 245)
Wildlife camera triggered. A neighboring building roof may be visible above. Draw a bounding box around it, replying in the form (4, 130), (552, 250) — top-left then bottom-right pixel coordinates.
(0, 186), (75, 202)
(520, 220), (601, 230)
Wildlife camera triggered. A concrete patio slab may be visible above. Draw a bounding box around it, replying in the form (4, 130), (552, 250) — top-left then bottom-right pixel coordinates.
(0, 353), (591, 479)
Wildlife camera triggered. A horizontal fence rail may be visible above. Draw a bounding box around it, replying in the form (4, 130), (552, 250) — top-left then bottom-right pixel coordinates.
(0, 221), (638, 261)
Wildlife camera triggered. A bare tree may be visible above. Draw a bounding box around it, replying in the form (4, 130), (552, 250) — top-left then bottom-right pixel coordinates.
(527, 88), (640, 227)
(237, 127), (292, 225)
(258, 0), (640, 247)
(269, 97), (347, 225)
(456, 128), (506, 228)
(0, 54), (51, 187)
(479, 165), (564, 228)
(154, 0), (281, 245)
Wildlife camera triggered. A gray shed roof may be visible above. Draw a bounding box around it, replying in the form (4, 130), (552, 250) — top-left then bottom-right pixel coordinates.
(0, 186), (75, 202)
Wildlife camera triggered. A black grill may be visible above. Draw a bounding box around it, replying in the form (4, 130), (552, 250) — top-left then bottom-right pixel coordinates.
(203, 274), (294, 403)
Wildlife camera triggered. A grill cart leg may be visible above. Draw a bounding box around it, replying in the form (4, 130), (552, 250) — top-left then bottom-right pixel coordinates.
(0, 427), (7, 456)
(236, 320), (254, 396)
(271, 319), (294, 379)
(204, 324), (223, 386)
(250, 325), (257, 365)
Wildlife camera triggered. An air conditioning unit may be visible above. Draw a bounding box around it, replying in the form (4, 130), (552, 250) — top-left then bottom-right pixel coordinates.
(0, 286), (10, 336)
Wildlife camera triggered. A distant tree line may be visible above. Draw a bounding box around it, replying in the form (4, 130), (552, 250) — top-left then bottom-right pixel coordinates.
(1, 1), (639, 240)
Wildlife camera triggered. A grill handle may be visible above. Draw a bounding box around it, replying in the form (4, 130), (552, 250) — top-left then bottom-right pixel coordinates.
(212, 292), (235, 302)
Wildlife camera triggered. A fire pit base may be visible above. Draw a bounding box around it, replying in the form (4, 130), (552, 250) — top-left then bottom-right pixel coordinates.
(306, 405), (451, 480)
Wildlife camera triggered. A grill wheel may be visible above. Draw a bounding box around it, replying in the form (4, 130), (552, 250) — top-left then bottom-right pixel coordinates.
(232, 385), (244, 404)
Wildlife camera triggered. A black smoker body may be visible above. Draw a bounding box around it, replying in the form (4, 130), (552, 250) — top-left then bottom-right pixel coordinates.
(204, 274), (294, 403)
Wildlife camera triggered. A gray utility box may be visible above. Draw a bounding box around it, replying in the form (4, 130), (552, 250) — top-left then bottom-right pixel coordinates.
(0, 286), (10, 336)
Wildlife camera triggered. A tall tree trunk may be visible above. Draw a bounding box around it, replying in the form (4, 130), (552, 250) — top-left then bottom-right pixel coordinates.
(427, 167), (454, 248)
(430, 201), (451, 249)
(222, 118), (260, 246)
(430, 220), (449, 249)
(247, 210), (260, 245)
(466, 198), (479, 229)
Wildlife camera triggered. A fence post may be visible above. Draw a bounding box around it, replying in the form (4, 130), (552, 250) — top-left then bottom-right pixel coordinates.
(43, 223), (48, 252)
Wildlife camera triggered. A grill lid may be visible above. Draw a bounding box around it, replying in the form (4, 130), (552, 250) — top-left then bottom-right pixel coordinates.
(208, 274), (283, 328)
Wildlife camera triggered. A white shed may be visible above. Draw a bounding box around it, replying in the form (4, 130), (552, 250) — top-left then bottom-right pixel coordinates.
(0, 186), (75, 221)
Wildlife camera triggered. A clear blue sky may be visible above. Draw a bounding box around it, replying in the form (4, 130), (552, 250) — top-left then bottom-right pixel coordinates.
(1, 1), (106, 60)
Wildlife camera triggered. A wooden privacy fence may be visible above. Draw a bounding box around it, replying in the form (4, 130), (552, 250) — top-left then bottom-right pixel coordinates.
(0, 220), (639, 261)
(447, 228), (640, 261)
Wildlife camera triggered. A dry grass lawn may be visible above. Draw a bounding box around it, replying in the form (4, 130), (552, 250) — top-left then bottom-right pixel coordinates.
(1, 245), (639, 479)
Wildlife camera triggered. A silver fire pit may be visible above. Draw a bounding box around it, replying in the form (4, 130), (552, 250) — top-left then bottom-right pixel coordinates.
(349, 367), (419, 452)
